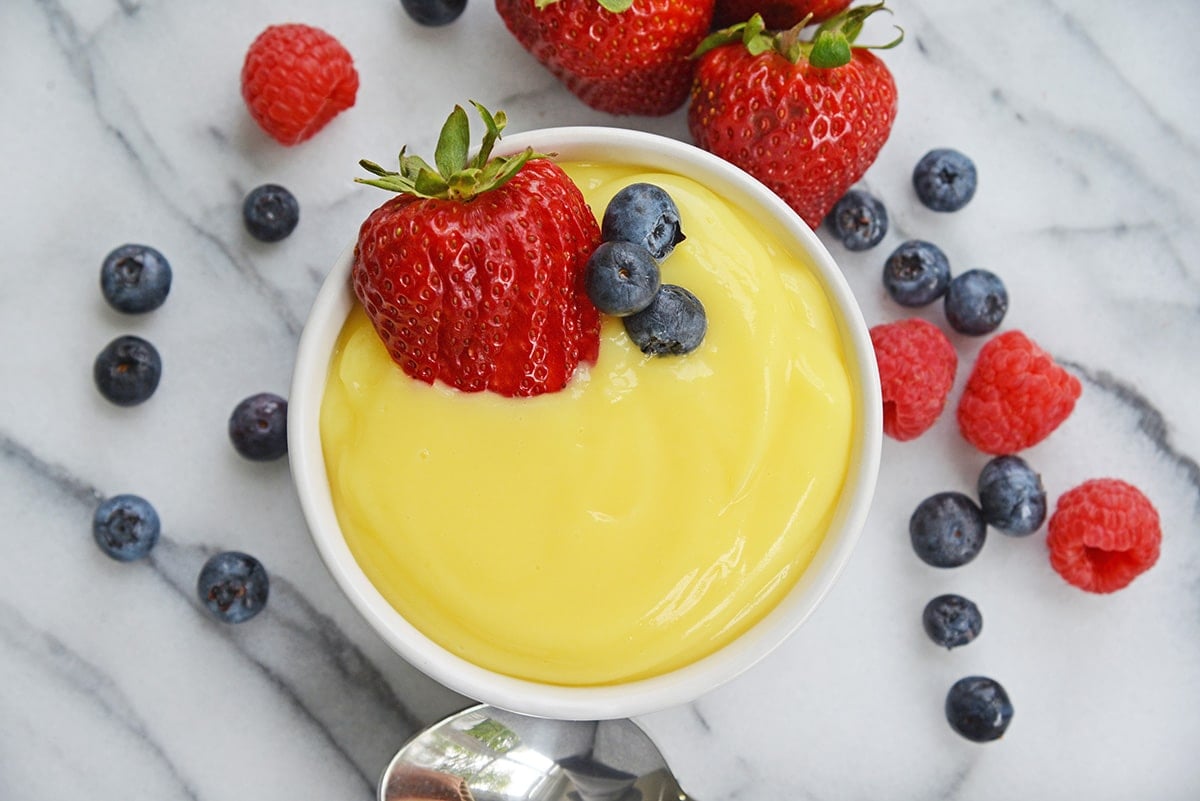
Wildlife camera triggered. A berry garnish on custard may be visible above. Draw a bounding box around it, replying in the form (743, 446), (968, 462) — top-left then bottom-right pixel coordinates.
(585, 241), (662, 317)
(600, 182), (686, 260)
(352, 102), (602, 398)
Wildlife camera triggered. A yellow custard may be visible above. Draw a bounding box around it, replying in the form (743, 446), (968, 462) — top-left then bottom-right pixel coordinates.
(320, 162), (855, 686)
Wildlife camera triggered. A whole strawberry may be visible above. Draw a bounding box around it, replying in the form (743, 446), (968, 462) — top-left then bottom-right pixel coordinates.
(495, 0), (715, 116)
(241, 24), (358, 146)
(352, 103), (602, 398)
(713, 0), (852, 30)
(689, 6), (901, 228)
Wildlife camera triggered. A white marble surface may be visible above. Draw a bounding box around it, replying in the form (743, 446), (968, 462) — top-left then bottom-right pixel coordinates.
(4, 0), (1199, 798)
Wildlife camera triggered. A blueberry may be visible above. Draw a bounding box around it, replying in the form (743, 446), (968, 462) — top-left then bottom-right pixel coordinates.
(228, 392), (288, 461)
(585, 241), (661, 316)
(623, 284), (706, 356)
(913, 148), (977, 212)
(601, 183), (685, 261)
(93, 334), (162, 406)
(92, 494), (161, 562)
(882, 240), (951, 307)
(100, 244), (172, 313)
(922, 593), (983, 649)
(197, 551), (269, 623)
(943, 269), (1007, 335)
(909, 491), (987, 568)
(945, 676), (1013, 742)
(243, 184), (299, 242)
(400, 0), (467, 25)
(977, 455), (1047, 536)
(825, 189), (888, 251)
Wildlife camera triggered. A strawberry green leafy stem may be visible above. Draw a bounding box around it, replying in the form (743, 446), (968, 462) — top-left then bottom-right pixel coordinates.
(692, 2), (903, 68)
(357, 101), (548, 201)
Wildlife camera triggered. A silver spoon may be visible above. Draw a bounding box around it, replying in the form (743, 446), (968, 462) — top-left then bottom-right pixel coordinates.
(379, 704), (696, 801)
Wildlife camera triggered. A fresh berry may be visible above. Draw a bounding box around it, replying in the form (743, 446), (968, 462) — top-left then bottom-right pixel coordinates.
(495, 0), (715, 116)
(909, 491), (987, 568)
(243, 184), (300, 242)
(977, 455), (1046, 536)
(401, 0), (468, 26)
(869, 318), (957, 441)
(945, 676), (1013, 742)
(197, 551), (269, 623)
(92, 494), (161, 562)
(913, 148), (977, 212)
(353, 103), (601, 397)
(713, 0), (852, 30)
(825, 188), (888, 251)
(241, 24), (359, 146)
(922, 593), (983, 649)
(1047, 479), (1161, 594)
(957, 330), (1082, 454)
(943, 268), (1007, 335)
(882, 240), (950, 307)
(93, 335), (162, 406)
(623, 284), (707, 355)
(100, 244), (172, 313)
(601, 183), (686, 261)
(585, 242), (662, 316)
(228, 392), (288, 461)
(689, 9), (901, 228)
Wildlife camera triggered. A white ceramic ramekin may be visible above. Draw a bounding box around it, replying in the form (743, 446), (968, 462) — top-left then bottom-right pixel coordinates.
(289, 127), (882, 720)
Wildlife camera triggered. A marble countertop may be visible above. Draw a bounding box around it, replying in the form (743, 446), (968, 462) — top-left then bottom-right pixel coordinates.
(5, 0), (1199, 798)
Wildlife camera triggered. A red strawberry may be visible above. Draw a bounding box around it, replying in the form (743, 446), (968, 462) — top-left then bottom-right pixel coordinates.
(352, 103), (602, 398)
(241, 24), (359, 146)
(688, 6), (901, 228)
(713, 0), (852, 30)
(495, 0), (715, 116)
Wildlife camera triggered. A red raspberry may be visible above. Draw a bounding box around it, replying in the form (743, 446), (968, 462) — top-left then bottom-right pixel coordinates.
(870, 318), (957, 441)
(1047, 479), (1161, 593)
(241, 24), (358, 146)
(956, 330), (1081, 454)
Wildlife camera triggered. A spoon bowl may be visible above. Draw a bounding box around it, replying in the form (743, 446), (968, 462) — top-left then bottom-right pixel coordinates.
(380, 704), (695, 801)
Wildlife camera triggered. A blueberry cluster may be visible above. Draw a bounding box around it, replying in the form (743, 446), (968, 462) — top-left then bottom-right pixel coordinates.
(821, 147), (1025, 740)
(585, 183), (707, 356)
(825, 149), (1006, 337)
(94, 244), (171, 407)
(90, 186), (300, 621)
(910, 454), (1045, 742)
